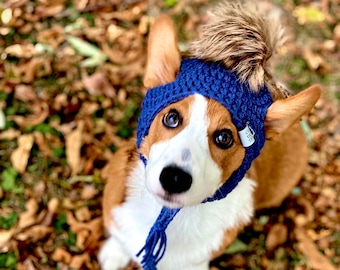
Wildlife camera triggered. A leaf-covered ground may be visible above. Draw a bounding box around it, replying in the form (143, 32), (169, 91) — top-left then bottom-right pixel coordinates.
(0, 0), (339, 269)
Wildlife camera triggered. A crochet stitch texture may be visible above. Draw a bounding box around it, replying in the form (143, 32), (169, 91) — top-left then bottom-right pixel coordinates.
(136, 58), (273, 269)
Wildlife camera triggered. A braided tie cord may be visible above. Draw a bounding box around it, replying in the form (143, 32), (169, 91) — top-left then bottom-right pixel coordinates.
(136, 207), (181, 269)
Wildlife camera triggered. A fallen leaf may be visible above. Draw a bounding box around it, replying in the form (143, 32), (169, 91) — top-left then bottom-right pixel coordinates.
(42, 197), (59, 226)
(66, 35), (107, 67)
(81, 184), (98, 200)
(295, 228), (336, 270)
(17, 198), (39, 230)
(293, 5), (325, 25)
(10, 134), (34, 174)
(0, 128), (21, 140)
(16, 225), (53, 241)
(0, 228), (15, 247)
(52, 247), (72, 264)
(7, 103), (49, 128)
(82, 72), (116, 98)
(33, 131), (53, 157)
(65, 121), (84, 176)
(4, 44), (37, 58)
(69, 253), (91, 269)
(266, 223), (288, 251)
(14, 85), (37, 102)
(76, 229), (89, 250)
(75, 206), (91, 222)
(303, 48), (332, 74)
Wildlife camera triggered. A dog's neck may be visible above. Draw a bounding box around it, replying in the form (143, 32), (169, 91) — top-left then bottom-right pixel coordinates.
(136, 58), (273, 269)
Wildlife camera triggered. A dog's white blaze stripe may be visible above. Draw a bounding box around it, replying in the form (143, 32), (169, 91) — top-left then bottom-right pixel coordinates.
(145, 94), (222, 207)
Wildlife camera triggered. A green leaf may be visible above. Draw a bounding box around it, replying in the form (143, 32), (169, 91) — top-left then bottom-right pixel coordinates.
(293, 6), (325, 25)
(55, 212), (68, 233)
(66, 36), (107, 67)
(0, 212), (19, 230)
(1, 167), (18, 192)
(224, 239), (248, 254)
(79, 54), (108, 67)
(164, 0), (178, 7)
(0, 252), (17, 269)
(30, 123), (61, 136)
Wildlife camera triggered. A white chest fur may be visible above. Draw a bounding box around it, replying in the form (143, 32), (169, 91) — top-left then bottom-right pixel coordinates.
(102, 160), (256, 270)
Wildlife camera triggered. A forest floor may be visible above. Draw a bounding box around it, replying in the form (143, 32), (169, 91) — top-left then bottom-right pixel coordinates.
(0, 0), (339, 269)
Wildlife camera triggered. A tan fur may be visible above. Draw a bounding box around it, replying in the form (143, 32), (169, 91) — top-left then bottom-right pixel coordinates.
(206, 99), (245, 183)
(139, 96), (194, 159)
(101, 141), (139, 230)
(143, 14), (181, 89)
(248, 122), (309, 209)
(190, 1), (284, 93)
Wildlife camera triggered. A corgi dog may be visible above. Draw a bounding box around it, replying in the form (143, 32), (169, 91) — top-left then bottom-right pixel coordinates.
(98, 2), (321, 270)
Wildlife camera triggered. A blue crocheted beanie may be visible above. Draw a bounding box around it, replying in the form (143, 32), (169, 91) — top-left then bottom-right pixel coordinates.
(136, 58), (273, 269)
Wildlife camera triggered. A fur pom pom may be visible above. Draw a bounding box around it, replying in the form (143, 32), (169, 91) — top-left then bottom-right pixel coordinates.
(190, 1), (285, 92)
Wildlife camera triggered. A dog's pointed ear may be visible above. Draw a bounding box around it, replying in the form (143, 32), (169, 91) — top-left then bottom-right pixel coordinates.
(144, 15), (181, 89)
(264, 84), (322, 139)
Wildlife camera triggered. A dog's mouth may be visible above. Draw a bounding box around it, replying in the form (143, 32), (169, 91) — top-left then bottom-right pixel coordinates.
(155, 192), (185, 209)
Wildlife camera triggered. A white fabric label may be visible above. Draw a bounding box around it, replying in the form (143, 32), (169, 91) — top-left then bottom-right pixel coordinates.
(239, 123), (255, 147)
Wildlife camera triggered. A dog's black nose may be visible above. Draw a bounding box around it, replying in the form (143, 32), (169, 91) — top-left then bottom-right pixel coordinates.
(159, 166), (192, 194)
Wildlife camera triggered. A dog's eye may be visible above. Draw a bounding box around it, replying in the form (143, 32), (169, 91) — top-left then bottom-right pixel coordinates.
(214, 129), (234, 149)
(163, 109), (182, 128)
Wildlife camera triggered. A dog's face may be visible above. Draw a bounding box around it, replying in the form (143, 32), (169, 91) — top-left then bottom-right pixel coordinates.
(140, 14), (321, 209)
(140, 94), (245, 208)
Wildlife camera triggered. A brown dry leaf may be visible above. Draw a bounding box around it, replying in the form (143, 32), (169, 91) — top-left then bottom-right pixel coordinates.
(295, 228), (336, 270)
(294, 197), (315, 227)
(66, 211), (88, 233)
(66, 212), (103, 250)
(81, 184), (98, 200)
(14, 85), (38, 102)
(69, 253), (91, 269)
(35, 2), (65, 18)
(303, 48), (332, 74)
(33, 131), (53, 157)
(102, 28), (144, 64)
(65, 120), (84, 176)
(83, 217), (104, 250)
(106, 24), (125, 42)
(10, 133), (34, 173)
(17, 198), (39, 230)
(4, 44), (37, 58)
(52, 247), (72, 264)
(75, 206), (91, 222)
(0, 228), (15, 247)
(265, 223), (288, 251)
(22, 57), (52, 83)
(8, 103), (49, 128)
(42, 197), (59, 226)
(76, 229), (89, 250)
(16, 225), (53, 242)
(82, 72), (116, 98)
(101, 3), (147, 22)
(0, 128), (21, 140)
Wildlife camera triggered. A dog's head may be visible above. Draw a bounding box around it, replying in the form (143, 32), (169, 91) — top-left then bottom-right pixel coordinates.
(137, 4), (321, 208)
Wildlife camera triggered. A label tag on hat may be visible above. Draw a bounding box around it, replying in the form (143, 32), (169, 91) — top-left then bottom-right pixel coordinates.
(239, 122), (255, 147)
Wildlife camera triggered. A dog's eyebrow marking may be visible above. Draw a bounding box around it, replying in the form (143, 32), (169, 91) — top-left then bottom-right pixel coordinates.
(181, 148), (191, 162)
